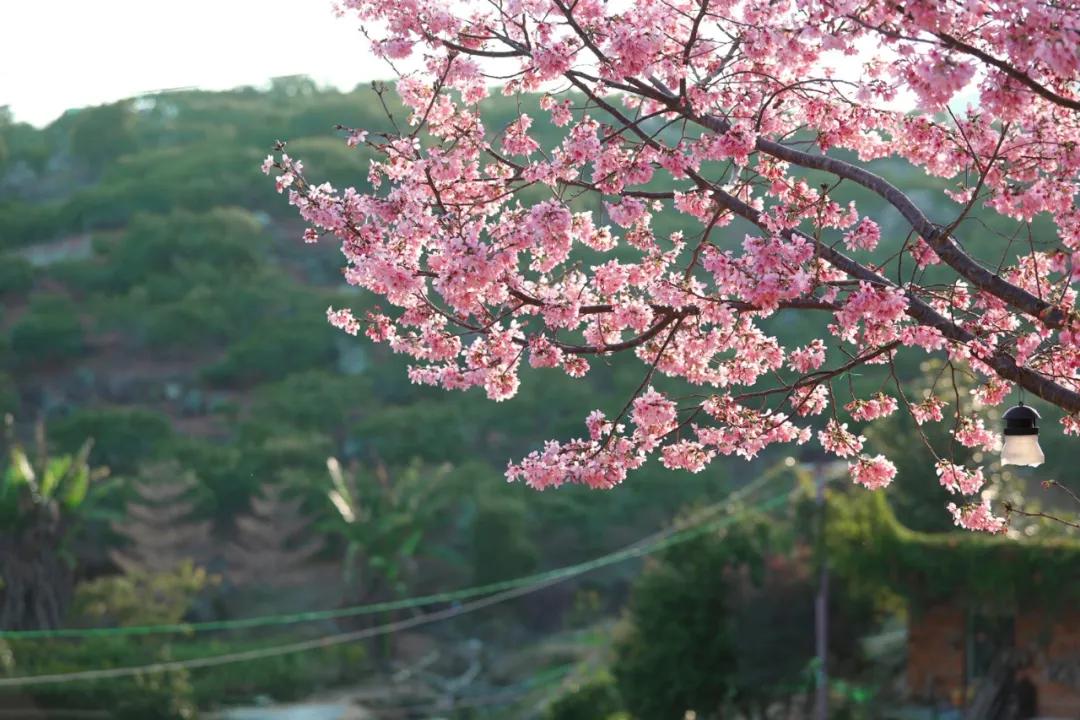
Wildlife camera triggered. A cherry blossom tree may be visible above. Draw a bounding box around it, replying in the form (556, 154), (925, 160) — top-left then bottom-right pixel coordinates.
(264, 0), (1080, 533)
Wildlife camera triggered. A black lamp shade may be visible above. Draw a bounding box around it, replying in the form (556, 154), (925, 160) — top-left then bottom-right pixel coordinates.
(1002, 404), (1040, 436)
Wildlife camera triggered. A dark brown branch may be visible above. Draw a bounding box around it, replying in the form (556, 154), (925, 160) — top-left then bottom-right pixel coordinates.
(706, 183), (1080, 413)
(1002, 504), (1080, 531)
(676, 107), (1073, 331)
(935, 32), (1080, 112)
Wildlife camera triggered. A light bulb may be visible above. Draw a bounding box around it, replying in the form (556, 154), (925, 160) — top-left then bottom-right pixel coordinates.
(1001, 403), (1043, 468)
(1000, 433), (1044, 467)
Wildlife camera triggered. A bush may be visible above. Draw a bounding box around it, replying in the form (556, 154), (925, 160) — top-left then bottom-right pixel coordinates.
(50, 408), (173, 475)
(9, 296), (84, 367)
(1, 638), (198, 720)
(44, 258), (114, 296)
(115, 666), (199, 720)
(141, 299), (231, 352)
(352, 400), (471, 464)
(202, 319), (338, 387)
(545, 673), (625, 720)
(0, 201), (66, 250)
(0, 255), (34, 297)
(0, 372), (19, 415)
(612, 518), (787, 720)
(472, 495), (539, 586)
(2, 635), (365, 714)
(73, 562), (215, 628)
(103, 208), (268, 295)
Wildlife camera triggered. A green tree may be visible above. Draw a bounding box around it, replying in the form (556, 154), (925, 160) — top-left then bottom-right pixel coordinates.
(69, 101), (137, 172)
(0, 255), (34, 298)
(0, 420), (110, 629)
(471, 494), (538, 586)
(51, 408), (173, 476)
(545, 673), (624, 720)
(9, 295), (84, 367)
(612, 516), (781, 720)
(325, 457), (452, 599)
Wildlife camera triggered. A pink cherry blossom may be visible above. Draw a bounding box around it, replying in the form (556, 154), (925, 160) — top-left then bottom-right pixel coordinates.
(910, 396), (947, 425)
(850, 454), (897, 490)
(818, 419), (865, 459)
(936, 462), (986, 495)
(846, 393), (898, 422)
(268, 0), (1080, 529)
(947, 501), (1008, 534)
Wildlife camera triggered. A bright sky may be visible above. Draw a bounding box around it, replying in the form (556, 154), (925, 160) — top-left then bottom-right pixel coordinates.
(1, 0), (391, 127)
(1, 1), (953, 127)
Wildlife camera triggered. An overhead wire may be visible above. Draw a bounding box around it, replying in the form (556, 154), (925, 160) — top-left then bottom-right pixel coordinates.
(0, 464), (798, 687)
(1, 461), (794, 641)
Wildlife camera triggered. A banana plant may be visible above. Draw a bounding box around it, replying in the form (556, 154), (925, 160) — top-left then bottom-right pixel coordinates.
(0, 417), (111, 630)
(325, 457), (449, 600)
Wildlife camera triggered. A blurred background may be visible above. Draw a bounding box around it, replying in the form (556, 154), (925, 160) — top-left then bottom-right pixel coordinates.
(1, 4), (1079, 720)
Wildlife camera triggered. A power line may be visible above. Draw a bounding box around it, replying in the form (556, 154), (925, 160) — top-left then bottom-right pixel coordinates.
(0, 484), (793, 688)
(1, 464), (792, 641)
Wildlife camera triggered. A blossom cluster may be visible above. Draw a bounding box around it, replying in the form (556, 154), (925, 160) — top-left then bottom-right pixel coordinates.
(263, 0), (1080, 532)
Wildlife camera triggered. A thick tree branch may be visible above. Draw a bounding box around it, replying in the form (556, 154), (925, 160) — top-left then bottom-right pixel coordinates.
(559, 72), (1080, 413)
(935, 32), (1080, 112)
(706, 184), (1080, 413)
(661, 100), (1073, 331)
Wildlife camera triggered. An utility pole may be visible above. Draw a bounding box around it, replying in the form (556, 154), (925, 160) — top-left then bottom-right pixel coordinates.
(814, 461), (829, 720)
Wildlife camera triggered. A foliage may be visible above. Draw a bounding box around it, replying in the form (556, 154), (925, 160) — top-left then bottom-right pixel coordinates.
(471, 494), (539, 586)
(1, 634), (364, 713)
(545, 673), (625, 720)
(612, 516), (778, 720)
(117, 665), (199, 720)
(0, 373), (19, 416)
(9, 295), (84, 367)
(69, 101), (137, 172)
(73, 561), (213, 627)
(0, 420), (110, 629)
(246, 370), (371, 439)
(202, 318), (338, 387)
(109, 461), (212, 573)
(325, 458), (453, 598)
(0, 255), (33, 297)
(828, 489), (1080, 609)
(50, 408), (173, 475)
(101, 208), (268, 295)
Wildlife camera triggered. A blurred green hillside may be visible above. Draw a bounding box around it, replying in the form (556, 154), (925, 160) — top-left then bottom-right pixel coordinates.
(0, 76), (1074, 718)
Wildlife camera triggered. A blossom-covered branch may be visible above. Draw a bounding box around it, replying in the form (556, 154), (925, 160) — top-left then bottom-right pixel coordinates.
(265, 0), (1080, 532)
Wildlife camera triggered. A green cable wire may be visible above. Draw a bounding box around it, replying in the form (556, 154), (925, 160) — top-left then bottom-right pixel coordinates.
(0, 485), (795, 687)
(0, 469), (793, 641)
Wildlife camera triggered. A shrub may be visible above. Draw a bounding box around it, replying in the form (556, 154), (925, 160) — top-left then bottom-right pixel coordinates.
(612, 518), (786, 720)
(74, 562), (214, 628)
(351, 400), (471, 465)
(50, 408), (173, 475)
(0, 372), (19, 415)
(472, 495), (539, 586)
(142, 300), (231, 352)
(202, 319), (338, 388)
(9, 296), (84, 367)
(1, 638), (198, 720)
(0, 255), (33, 297)
(545, 673), (624, 720)
(104, 208), (268, 294)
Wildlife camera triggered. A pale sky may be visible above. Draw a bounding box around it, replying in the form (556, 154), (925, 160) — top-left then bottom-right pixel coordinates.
(1, 0), (391, 127)
(1, 2), (945, 128)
